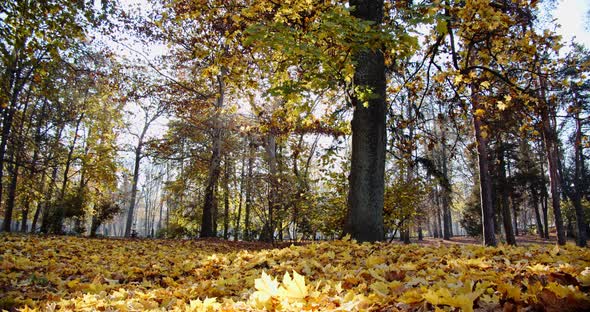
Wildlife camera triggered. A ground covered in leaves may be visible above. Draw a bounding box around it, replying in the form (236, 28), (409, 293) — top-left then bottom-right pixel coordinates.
(1, 234), (590, 311)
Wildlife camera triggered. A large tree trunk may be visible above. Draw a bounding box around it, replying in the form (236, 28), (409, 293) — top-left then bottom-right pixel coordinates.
(0, 57), (25, 232)
(344, 0), (386, 243)
(0, 106), (16, 232)
(472, 97), (497, 246)
(200, 73), (225, 238)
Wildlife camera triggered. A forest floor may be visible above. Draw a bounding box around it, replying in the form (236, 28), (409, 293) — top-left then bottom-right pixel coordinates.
(411, 234), (567, 247)
(1, 234), (589, 311)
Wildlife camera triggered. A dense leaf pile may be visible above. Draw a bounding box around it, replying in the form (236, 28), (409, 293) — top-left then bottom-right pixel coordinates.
(1, 234), (589, 311)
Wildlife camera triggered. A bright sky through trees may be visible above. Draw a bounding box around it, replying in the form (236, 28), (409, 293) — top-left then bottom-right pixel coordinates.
(554, 0), (590, 46)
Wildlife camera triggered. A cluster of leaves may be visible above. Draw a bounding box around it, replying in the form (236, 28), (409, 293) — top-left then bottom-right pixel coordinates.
(1, 234), (589, 311)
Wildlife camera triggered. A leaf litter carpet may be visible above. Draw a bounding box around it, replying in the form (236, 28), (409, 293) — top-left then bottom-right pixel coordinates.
(1, 234), (589, 311)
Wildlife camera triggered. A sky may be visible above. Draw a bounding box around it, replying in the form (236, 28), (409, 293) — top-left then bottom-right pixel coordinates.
(554, 0), (590, 47)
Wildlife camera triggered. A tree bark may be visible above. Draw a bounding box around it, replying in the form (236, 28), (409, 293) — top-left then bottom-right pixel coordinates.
(542, 185), (550, 239)
(50, 113), (84, 234)
(472, 97), (497, 246)
(260, 131), (277, 243)
(3, 89), (33, 232)
(441, 141), (452, 240)
(344, 0), (386, 242)
(573, 103), (588, 247)
(223, 157), (231, 240)
(539, 78), (566, 245)
(0, 56), (25, 232)
(200, 73), (225, 238)
(244, 139), (254, 240)
(498, 144), (516, 245)
(531, 187), (544, 238)
(0, 106), (16, 232)
(124, 136), (143, 237)
(234, 152), (245, 241)
(539, 153), (550, 239)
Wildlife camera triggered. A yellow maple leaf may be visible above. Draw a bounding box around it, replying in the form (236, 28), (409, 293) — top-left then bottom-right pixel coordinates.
(250, 271), (281, 308)
(366, 255), (386, 268)
(279, 271), (308, 300)
(474, 108), (486, 117)
(527, 263), (549, 273)
(545, 282), (570, 299)
(423, 287), (480, 312)
(550, 245), (560, 257)
(578, 267), (590, 286)
(66, 279), (80, 289)
(370, 281), (390, 296)
(497, 282), (522, 301)
(187, 298), (220, 312)
(398, 287), (425, 304)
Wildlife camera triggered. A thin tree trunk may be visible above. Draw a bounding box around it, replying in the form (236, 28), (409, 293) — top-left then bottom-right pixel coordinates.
(441, 150), (452, 240)
(30, 173), (46, 233)
(244, 139), (254, 240)
(542, 110), (566, 245)
(473, 96), (496, 246)
(40, 162), (60, 233)
(542, 185), (550, 239)
(292, 135), (303, 241)
(223, 158), (230, 240)
(125, 143), (143, 237)
(0, 61), (24, 232)
(539, 78), (566, 245)
(532, 188), (544, 239)
(499, 144), (516, 245)
(418, 225), (423, 241)
(234, 153), (245, 241)
(50, 113), (84, 233)
(260, 131), (277, 243)
(200, 73), (225, 238)
(435, 186), (443, 238)
(506, 160), (519, 237)
(573, 105), (588, 247)
(3, 93), (33, 232)
(4, 159), (19, 232)
(539, 153), (550, 239)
